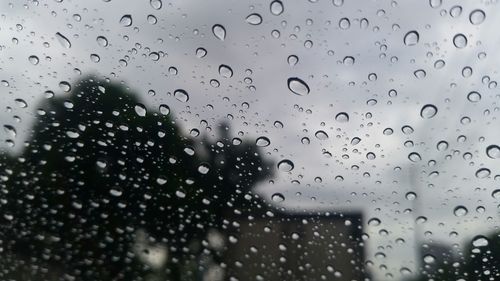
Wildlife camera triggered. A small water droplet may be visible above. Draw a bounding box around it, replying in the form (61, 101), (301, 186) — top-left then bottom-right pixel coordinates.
(246, 13), (262, 25)
(404, 31), (419, 46)
(467, 91), (481, 102)
(449, 5), (462, 18)
(198, 163), (210, 174)
(420, 104), (437, 119)
(405, 192), (417, 200)
(174, 89), (189, 102)
(120, 14), (133, 27)
(491, 189), (500, 199)
(150, 0), (162, 10)
(212, 24), (226, 41)
(287, 77), (310, 96)
(278, 159), (294, 172)
(14, 99), (27, 108)
(55, 32), (71, 48)
(453, 34), (467, 48)
(429, 0), (442, 8)
(338, 17), (350, 29)
(159, 104), (170, 116)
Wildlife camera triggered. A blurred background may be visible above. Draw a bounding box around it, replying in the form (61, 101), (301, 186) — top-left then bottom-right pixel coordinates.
(0, 0), (499, 280)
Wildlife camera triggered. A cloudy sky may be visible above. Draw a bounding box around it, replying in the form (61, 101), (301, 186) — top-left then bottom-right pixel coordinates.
(1, 0), (499, 279)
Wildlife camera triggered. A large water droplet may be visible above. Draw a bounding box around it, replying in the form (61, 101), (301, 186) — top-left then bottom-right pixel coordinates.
(469, 9), (485, 25)
(491, 189), (500, 199)
(467, 91), (481, 102)
(219, 64), (233, 78)
(96, 36), (108, 47)
(404, 31), (419, 46)
(472, 235), (489, 247)
(270, 0), (284, 15)
(278, 159), (294, 172)
(335, 112), (349, 122)
(246, 13), (262, 25)
(159, 104), (170, 115)
(59, 81), (71, 92)
(475, 168), (491, 178)
(55, 32), (71, 48)
(134, 103), (147, 117)
(287, 77), (310, 96)
(150, 0), (162, 10)
(271, 193), (285, 202)
(120, 15), (133, 26)
(174, 89), (189, 102)
(256, 136), (270, 147)
(408, 152), (422, 162)
(453, 205), (468, 217)
(196, 47), (207, 58)
(453, 34), (467, 48)
(212, 24), (226, 41)
(420, 104), (437, 119)
(429, 0), (442, 8)
(315, 130), (329, 140)
(486, 145), (500, 159)
(28, 55), (39, 65)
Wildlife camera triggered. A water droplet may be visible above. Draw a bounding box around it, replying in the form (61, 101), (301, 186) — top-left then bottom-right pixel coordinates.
(449, 5), (462, 18)
(351, 137), (361, 145)
(271, 193), (285, 202)
(420, 104), (437, 119)
(159, 104), (170, 116)
(150, 0), (162, 10)
(475, 168), (491, 179)
(196, 47), (207, 58)
(467, 91), (481, 102)
(339, 17), (350, 29)
(3, 125), (16, 137)
(134, 104), (146, 117)
(383, 128), (393, 135)
(174, 89), (189, 102)
(472, 236), (489, 247)
(434, 59), (445, 69)
(491, 189), (500, 199)
(486, 145), (500, 159)
(287, 77), (310, 96)
(96, 36), (108, 47)
(405, 192), (417, 200)
(368, 218), (381, 226)
(219, 64), (233, 78)
(59, 81), (71, 92)
(28, 55), (39, 65)
(423, 254), (436, 264)
(147, 14), (158, 24)
(343, 56), (355, 65)
(332, 0), (344, 7)
(335, 112), (349, 122)
(256, 136), (270, 147)
(270, 0), (284, 15)
(14, 99), (27, 108)
(120, 14), (133, 27)
(462, 66), (473, 77)
(469, 9), (485, 25)
(198, 163), (210, 174)
(437, 140), (448, 151)
(453, 34), (467, 48)
(212, 24), (226, 41)
(109, 187), (123, 197)
(287, 55), (298, 66)
(404, 31), (419, 46)
(429, 0), (442, 8)
(278, 159), (294, 172)
(408, 152), (422, 162)
(453, 205), (468, 217)
(414, 69), (426, 79)
(55, 32), (71, 48)
(366, 152), (376, 160)
(90, 54), (100, 63)
(402, 125), (414, 135)
(315, 130), (329, 140)
(246, 13), (262, 25)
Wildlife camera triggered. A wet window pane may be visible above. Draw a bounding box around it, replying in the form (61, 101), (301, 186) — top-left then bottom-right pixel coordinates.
(0, 1), (499, 281)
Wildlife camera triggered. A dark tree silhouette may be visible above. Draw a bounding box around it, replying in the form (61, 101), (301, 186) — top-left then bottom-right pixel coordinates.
(0, 76), (274, 281)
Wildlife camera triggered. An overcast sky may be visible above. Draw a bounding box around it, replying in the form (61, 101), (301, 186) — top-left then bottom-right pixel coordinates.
(1, 0), (499, 280)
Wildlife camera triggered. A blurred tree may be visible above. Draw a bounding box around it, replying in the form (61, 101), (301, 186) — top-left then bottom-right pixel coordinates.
(0, 76), (274, 281)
